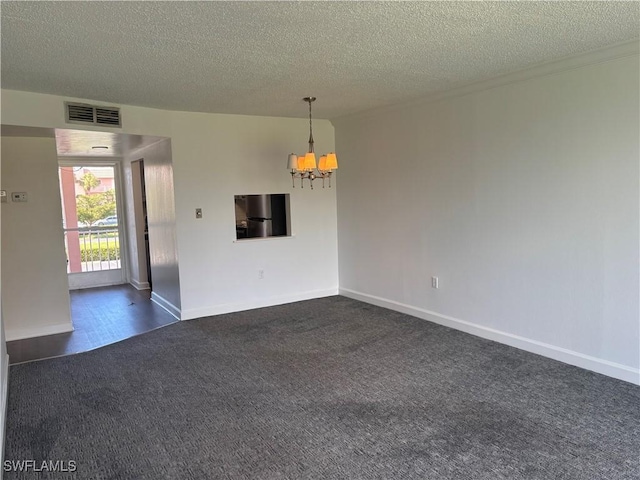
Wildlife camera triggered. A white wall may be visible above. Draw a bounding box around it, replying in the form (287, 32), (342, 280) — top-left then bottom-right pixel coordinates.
(170, 112), (338, 319)
(0, 149), (9, 472)
(334, 50), (640, 384)
(0, 307), (6, 472)
(1, 89), (339, 322)
(1, 136), (73, 340)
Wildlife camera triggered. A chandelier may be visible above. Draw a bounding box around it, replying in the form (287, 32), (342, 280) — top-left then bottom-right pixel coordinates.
(287, 96), (338, 189)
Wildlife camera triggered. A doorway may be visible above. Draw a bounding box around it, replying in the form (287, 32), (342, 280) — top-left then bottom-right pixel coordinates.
(59, 162), (126, 289)
(1, 125), (181, 348)
(131, 159), (152, 289)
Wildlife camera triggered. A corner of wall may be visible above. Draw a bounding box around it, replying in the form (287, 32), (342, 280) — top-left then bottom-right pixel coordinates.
(0, 350), (8, 474)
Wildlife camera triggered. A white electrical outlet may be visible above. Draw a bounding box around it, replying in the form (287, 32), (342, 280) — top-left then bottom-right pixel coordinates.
(258, 269), (264, 279)
(431, 276), (439, 289)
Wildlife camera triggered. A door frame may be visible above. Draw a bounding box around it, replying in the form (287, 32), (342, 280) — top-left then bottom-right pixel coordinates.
(130, 158), (151, 290)
(58, 157), (129, 289)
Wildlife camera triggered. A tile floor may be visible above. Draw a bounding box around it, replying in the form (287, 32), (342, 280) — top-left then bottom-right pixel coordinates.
(7, 284), (179, 364)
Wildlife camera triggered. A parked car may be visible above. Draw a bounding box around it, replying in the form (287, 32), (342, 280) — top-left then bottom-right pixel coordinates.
(95, 216), (118, 226)
(62, 219), (88, 228)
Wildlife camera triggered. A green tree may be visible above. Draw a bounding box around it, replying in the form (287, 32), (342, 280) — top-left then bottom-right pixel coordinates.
(76, 190), (116, 226)
(76, 171), (101, 194)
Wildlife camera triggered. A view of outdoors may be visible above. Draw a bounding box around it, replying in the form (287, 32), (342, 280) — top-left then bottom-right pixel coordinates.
(59, 165), (120, 274)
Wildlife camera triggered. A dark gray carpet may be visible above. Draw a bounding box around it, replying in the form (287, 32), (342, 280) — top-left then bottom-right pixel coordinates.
(5, 296), (640, 479)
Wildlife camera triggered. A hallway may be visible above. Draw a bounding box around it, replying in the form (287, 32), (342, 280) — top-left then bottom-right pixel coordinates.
(6, 285), (178, 364)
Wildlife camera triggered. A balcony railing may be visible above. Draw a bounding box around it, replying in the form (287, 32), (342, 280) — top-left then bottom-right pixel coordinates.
(64, 226), (121, 273)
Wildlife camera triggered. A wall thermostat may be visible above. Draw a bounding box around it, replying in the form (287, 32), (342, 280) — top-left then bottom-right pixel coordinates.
(11, 192), (28, 202)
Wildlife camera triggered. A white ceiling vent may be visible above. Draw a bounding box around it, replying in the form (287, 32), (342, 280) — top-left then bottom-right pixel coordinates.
(65, 102), (121, 127)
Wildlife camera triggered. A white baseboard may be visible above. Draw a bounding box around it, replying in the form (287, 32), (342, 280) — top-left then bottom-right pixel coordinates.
(181, 288), (339, 321)
(68, 271), (125, 290)
(340, 288), (640, 386)
(5, 322), (74, 342)
(150, 292), (181, 320)
(0, 352), (9, 476)
(130, 279), (150, 291)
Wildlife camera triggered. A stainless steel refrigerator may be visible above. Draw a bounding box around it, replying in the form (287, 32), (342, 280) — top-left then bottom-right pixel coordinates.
(236, 194), (288, 239)
(246, 194), (273, 238)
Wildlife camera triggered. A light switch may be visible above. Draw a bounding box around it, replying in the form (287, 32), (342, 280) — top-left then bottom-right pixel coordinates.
(0, 190), (6, 203)
(195, 208), (203, 219)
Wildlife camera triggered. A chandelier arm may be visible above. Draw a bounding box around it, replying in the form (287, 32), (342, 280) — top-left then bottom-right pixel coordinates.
(291, 170), (333, 189)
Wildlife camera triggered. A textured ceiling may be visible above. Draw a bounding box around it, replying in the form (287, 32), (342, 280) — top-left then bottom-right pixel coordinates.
(1, 1), (639, 119)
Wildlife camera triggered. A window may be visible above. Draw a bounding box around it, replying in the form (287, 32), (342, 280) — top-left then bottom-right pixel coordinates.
(234, 194), (290, 240)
